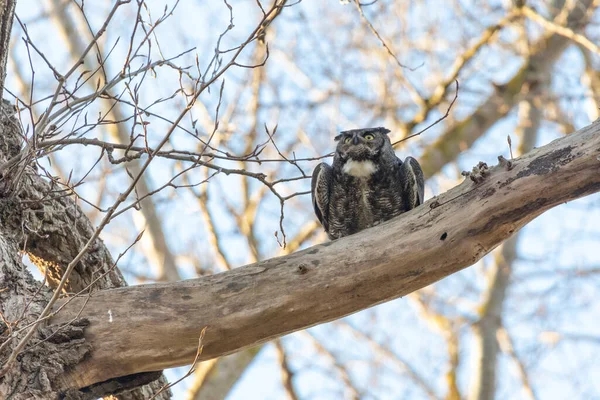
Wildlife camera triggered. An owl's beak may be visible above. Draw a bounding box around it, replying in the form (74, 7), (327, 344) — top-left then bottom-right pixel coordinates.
(352, 135), (359, 145)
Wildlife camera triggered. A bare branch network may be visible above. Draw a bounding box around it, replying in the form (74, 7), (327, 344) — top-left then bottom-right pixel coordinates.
(1, 0), (600, 399)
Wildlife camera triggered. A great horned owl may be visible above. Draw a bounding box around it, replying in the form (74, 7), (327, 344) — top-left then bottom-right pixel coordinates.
(311, 127), (425, 240)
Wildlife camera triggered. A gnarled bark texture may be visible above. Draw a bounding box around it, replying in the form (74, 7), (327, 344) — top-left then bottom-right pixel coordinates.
(0, 0), (169, 396)
(0, 101), (170, 399)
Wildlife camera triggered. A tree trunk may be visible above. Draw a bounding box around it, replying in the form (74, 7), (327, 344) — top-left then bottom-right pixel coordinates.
(0, 0), (16, 101)
(0, 101), (171, 399)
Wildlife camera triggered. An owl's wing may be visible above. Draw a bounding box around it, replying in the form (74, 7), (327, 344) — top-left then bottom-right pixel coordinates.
(400, 156), (425, 209)
(311, 162), (333, 232)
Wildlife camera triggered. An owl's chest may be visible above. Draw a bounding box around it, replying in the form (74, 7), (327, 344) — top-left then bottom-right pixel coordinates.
(328, 172), (404, 235)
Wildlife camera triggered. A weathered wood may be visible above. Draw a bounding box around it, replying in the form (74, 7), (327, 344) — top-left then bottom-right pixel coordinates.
(52, 120), (600, 390)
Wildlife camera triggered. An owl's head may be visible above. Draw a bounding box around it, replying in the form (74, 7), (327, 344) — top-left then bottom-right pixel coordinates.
(334, 127), (391, 161)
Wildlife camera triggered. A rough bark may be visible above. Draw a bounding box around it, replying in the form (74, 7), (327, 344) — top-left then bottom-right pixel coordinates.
(0, 71), (168, 400)
(0, 102), (170, 398)
(0, 102), (93, 399)
(0, 101), (93, 399)
(0, 232), (91, 400)
(48, 119), (600, 390)
(5, 128), (172, 397)
(9, 3), (176, 394)
(0, 0), (16, 101)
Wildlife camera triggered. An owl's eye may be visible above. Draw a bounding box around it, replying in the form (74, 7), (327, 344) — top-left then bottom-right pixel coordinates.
(344, 137), (352, 144)
(364, 134), (375, 141)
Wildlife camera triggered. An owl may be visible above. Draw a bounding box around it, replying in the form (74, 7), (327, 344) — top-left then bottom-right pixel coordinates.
(311, 127), (425, 240)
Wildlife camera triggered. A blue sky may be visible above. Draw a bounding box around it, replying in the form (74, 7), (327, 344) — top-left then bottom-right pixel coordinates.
(8, 0), (600, 398)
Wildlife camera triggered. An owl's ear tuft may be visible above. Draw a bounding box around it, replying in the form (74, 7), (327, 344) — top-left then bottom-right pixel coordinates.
(334, 133), (343, 141)
(379, 127), (391, 135)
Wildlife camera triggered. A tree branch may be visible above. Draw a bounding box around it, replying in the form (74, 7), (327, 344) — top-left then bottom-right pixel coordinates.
(0, 0), (16, 101)
(419, 0), (595, 177)
(49, 120), (600, 390)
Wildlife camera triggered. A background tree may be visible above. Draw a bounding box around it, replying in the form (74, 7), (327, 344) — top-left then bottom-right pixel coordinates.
(1, 0), (599, 399)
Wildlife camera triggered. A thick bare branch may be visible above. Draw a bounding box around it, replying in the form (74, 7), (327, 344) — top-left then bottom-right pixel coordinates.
(186, 221), (321, 400)
(50, 120), (600, 390)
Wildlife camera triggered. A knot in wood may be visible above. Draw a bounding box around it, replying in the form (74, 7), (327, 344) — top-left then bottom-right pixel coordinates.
(296, 263), (309, 275)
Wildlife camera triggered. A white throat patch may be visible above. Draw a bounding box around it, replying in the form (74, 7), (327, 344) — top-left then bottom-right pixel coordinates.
(342, 159), (377, 178)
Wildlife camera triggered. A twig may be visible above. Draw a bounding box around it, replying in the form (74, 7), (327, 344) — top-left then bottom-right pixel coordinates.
(353, 0), (426, 109)
(0, 1), (287, 375)
(149, 327), (208, 400)
(392, 80), (459, 147)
